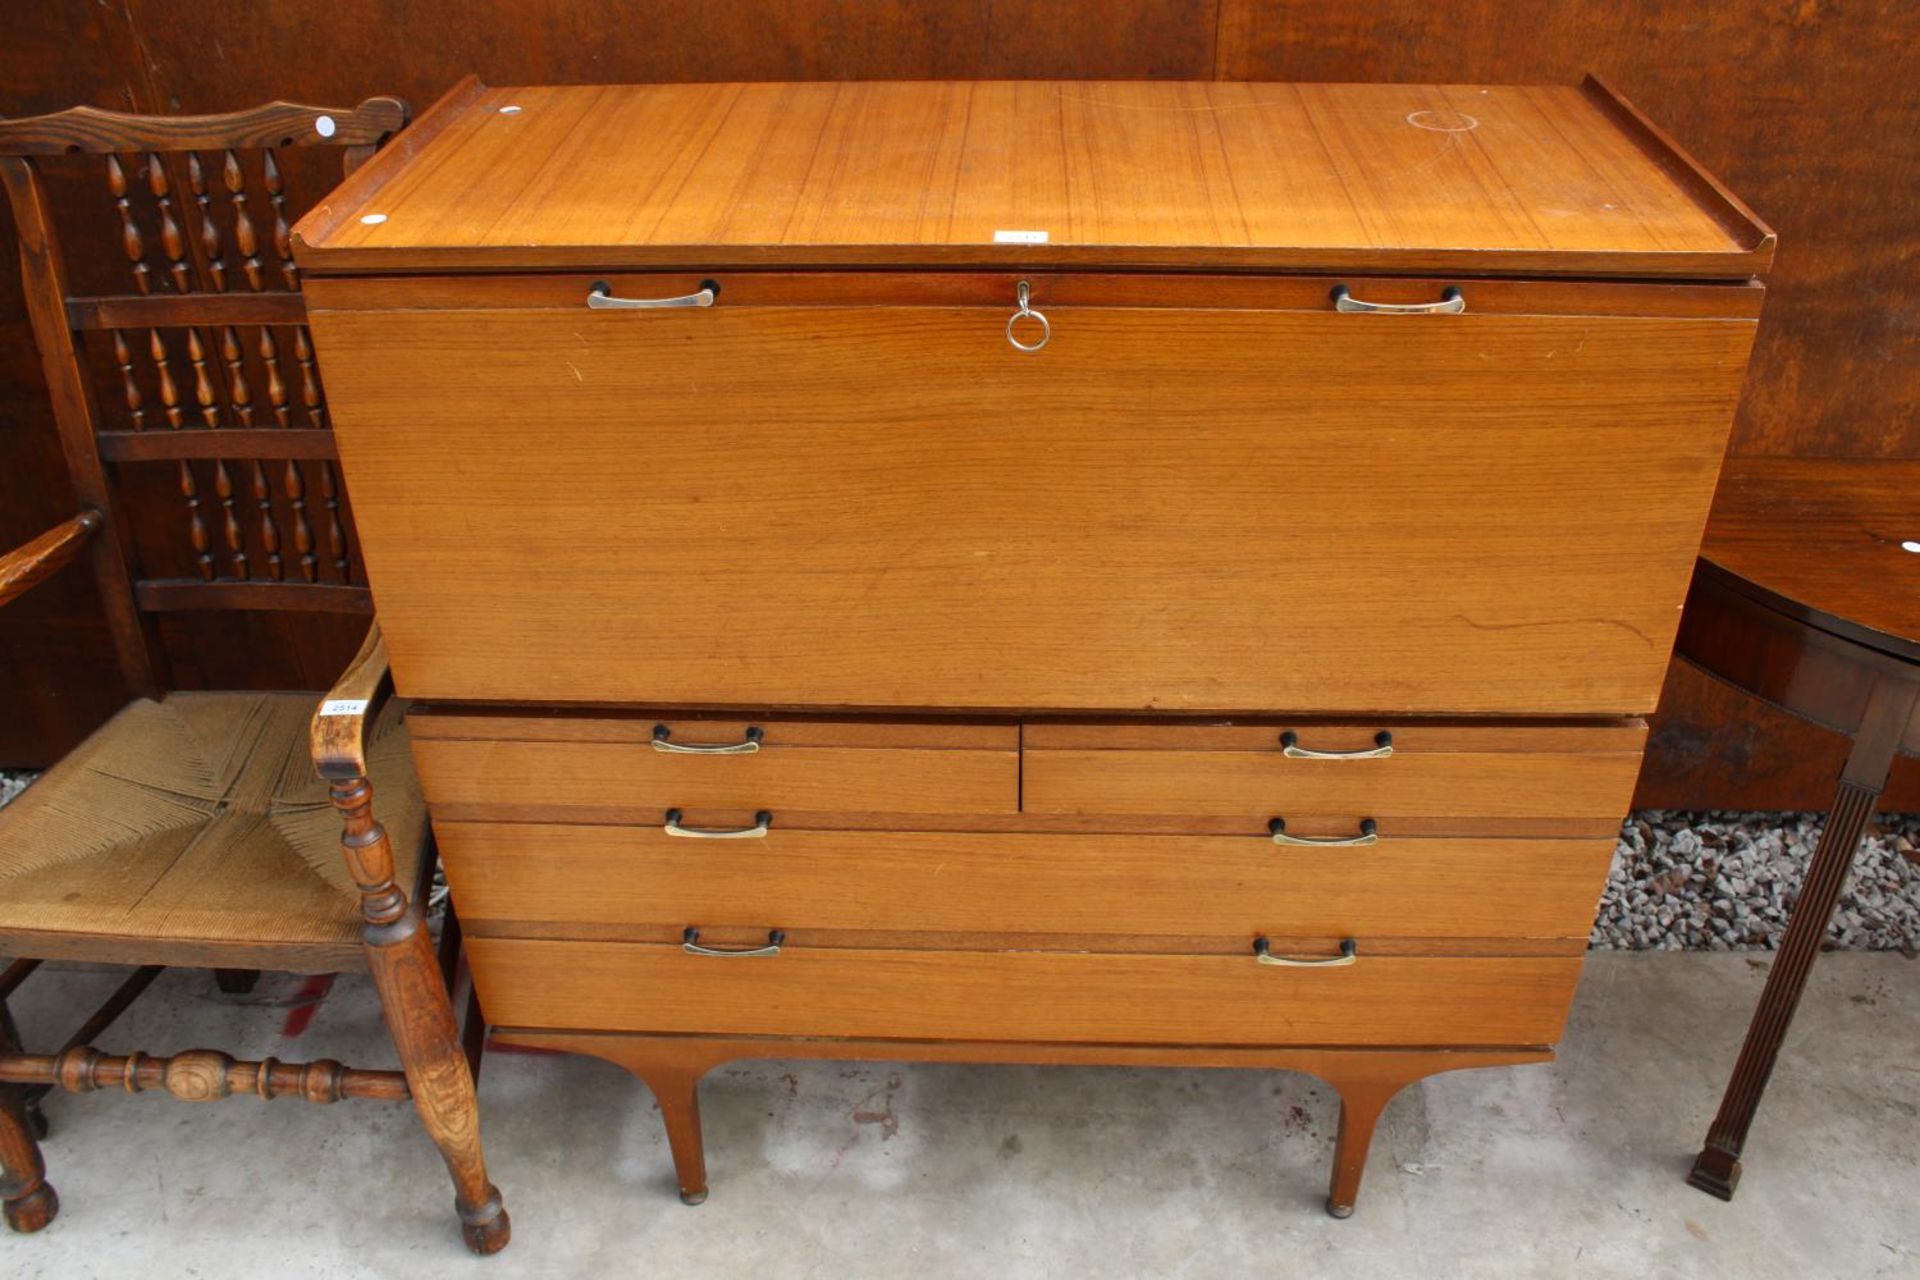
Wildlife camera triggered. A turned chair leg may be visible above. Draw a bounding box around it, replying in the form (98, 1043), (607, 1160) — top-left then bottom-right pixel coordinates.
(0, 1012), (56, 1233)
(331, 775), (511, 1255)
(642, 1065), (710, 1205)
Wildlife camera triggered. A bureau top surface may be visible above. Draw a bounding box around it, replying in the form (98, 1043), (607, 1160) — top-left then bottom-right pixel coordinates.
(292, 76), (1773, 278)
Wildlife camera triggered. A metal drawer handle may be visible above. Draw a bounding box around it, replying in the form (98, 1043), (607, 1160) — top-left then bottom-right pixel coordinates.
(683, 927), (785, 958)
(1254, 937), (1358, 968)
(664, 809), (771, 839)
(1331, 285), (1464, 315)
(1280, 730), (1393, 760)
(1006, 279), (1050, 352)
(587, 280), (717, 309)
(1269, 817), (1378, 847)
(652, 724), (763, 755)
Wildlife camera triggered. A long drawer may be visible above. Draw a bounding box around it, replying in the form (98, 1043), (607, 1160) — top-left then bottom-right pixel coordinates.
(409, 713), (1019, 824)
(437, 823), (1613, 947)
(467, 938), (1581, 1046)
(308, 272), (1757, 714)
(1022, 720), (1645, 835)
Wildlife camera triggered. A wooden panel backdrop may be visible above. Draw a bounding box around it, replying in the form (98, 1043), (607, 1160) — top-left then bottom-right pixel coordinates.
(2, 0), (1915, 808)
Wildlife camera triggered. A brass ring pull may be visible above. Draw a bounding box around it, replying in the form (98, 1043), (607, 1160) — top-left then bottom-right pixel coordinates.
(587, 280), (717, 309)
(664, 809), (772, 839)
(1269, 817), (1378, 847)
(1280, 730), (1393, 759)
(1331, 284), (1464, 314)
(1254, 937), (1358, 968)
(652, 724), (763, 755)
(1006, 279), (1050, 352)
(683, 927), (785, 958)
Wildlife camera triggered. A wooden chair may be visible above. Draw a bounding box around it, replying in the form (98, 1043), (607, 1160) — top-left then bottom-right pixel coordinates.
(0, 100), (509, 1254)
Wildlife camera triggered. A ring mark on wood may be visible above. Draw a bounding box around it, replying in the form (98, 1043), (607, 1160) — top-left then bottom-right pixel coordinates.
(1407, 109), (1478, 133)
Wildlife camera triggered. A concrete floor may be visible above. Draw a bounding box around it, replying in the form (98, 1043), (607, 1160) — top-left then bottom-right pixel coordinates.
(0, 953), (1914, 1279)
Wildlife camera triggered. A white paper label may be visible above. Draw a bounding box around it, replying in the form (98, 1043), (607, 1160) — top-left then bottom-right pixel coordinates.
(993, 229), (1049, 244)
(320, 699), (369, 717)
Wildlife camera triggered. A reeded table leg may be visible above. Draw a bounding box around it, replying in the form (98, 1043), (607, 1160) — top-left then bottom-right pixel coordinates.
(1689, 682), (1909, 1200)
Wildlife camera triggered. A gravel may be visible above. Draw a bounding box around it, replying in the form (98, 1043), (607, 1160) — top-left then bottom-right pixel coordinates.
(2, 767), (1914, 951)
(1593, 810), (1920, 953)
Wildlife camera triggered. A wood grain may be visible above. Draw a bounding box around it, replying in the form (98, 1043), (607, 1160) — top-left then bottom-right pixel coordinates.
(310, 278), (1755, 714)
(1697, 458), (1920, 663)
(0, 97), (405, 155)
(1213, 0), (1913, 459)
(408, 711), (1015, 749)
(1023, 735), (1644, 826)
(1, 1), (1899, 806)
(327, 770), (510, 1254)
(311, 622), (390, 780)
(1, 154), (160, 698)
(0, 511), (99, 609)
(95, 428), (340, 463)
(0, 1047), (410, 1103)
(1636, 657), (1920, 812)
(309, 270), (1766, 320)
(1022, 720), (1646, 751)
(1686, 679), (1918, 1199)
(466, 938), (1582, 1046)
(128, 580), (371, 614)
(291, 80), (1768, 277)
(409, 737), (1020, 822)
(66, 291), (309, 330)
(436, 824), (1616, 943)
(0, 74), (406, 765)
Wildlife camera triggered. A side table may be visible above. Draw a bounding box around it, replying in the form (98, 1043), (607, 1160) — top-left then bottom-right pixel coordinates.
(1678, 457), (1920, 1199)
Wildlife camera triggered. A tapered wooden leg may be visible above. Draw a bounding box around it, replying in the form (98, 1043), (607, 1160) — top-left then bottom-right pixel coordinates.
(0, 1009), (56, 1233)
(493, 1032), (723, 1205)
(1689, 688), (1907, 1200)
(646, 1065), (711, 1205)
(1324, 1077), (1408, 1219)
(332, 776), (510, 1255)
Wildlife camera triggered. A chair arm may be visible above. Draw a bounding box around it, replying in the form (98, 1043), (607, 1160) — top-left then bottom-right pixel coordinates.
(0, 510), (100, 609)
(312, 620), (394, 781)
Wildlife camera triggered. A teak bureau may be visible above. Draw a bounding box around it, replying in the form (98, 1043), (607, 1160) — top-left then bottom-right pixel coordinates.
(294, 77), (1773, 1216)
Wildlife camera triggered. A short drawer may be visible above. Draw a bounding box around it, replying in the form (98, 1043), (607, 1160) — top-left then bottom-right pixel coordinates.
(467, 937), (1582, 1047)
(438, 824), (1613, 946)
(1022, 720), (1645, 836)
(409, 713), (1019, 824)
